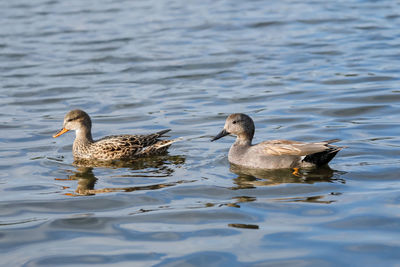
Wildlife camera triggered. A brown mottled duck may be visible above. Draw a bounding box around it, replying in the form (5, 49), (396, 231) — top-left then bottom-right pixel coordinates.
(53, 109), (177, 161)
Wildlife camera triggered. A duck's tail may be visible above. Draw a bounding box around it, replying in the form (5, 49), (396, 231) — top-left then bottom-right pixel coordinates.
(156, 137), (183, 149)
(139, 129), (182, 155)
(156, 129), (172, 137)
(302, 139), (344, 167)
(154, 129), (182, 149)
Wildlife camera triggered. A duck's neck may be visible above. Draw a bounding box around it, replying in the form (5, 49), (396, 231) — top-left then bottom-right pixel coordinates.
(234, 134), (252, 146)
(74, 127), (94, 145)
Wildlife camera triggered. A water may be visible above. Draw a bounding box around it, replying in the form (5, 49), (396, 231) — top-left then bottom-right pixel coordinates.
(1, 0), (400, 265)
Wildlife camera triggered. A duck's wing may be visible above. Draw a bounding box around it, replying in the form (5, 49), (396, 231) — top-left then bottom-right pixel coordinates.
(93, 129), (173, 158)
(97, 129), (171, 146)
(259, 139), (341, 156)
(93, 135), (147, 158)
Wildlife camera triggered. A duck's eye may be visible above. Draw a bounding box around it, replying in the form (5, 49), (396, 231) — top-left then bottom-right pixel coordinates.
(232, 120), (237, 124)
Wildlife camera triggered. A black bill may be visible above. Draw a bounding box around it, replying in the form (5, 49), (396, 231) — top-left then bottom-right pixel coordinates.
(211, 129), (229, 142)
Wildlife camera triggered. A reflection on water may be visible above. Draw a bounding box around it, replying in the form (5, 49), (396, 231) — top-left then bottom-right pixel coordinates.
(67, 167), (97, 196)
(60, 155), (187, 196)
(230, 164), (345, 189)
(73, 154), (185, 170)
(275, 194), (339, 204)
(223, 196), (257, 209)
(228, 223), (259, 230)
(228, 164), (345, 205)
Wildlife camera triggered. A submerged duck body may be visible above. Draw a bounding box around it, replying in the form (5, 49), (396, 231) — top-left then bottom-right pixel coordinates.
(53, 109), (176, 161)
(212, 113), (343, 169)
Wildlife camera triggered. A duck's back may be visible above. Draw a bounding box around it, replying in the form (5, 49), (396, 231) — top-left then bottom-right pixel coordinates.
(94, 135), (148, 159)
(73, 129), (173, 161)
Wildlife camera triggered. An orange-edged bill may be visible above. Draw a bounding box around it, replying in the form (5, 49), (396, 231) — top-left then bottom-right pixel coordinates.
(53, 128), (69, 138)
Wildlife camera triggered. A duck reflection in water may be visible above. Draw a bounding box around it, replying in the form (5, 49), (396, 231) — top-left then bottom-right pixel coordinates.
(228, 164), (345, 204)
(230, 163), (345, 189)
(65, 167), (97, 196)
(57, 155), (187, 196)
(73, 153), (185, 169)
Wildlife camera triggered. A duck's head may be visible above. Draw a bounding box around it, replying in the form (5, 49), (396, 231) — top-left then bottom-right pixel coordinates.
(53, 109), (92, 138)
(211, 113), (255, 142)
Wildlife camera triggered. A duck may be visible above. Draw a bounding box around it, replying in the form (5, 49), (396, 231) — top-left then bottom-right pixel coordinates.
(53, 109), (177, 161)
(211, 113), (343, 170)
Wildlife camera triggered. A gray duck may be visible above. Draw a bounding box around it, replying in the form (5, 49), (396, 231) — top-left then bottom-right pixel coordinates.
(211, 113), (343, 170)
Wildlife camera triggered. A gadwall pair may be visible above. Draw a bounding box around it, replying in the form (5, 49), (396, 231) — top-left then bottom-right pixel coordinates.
(54, 110), (342, 169)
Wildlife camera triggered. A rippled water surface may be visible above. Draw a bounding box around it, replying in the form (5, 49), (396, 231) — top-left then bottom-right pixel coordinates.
(1, 0), (400, 266)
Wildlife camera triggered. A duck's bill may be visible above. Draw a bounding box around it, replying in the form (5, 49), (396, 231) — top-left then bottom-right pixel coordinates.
(53, 128), (69, 138)
(211, 129), (229, 142)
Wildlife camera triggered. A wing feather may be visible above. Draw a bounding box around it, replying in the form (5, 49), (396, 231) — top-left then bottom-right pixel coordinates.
(260, 139), (337, 156)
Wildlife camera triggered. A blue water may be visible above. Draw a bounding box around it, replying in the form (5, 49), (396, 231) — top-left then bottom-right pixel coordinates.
(1, 0), (400, 266)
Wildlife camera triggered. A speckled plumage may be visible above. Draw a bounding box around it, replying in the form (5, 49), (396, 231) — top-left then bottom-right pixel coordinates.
(53, 109), (177, 161)
(211, 113), (343, 169)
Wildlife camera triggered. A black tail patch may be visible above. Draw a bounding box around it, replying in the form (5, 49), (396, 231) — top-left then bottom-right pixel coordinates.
(302, 148), (341, 167)
(156, 129), (171, 137)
